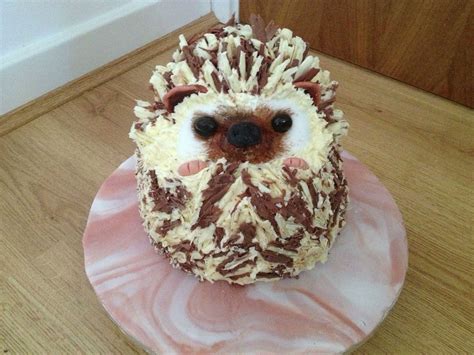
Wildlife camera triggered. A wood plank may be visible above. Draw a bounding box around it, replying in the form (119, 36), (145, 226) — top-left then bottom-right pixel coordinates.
(1, 17), (473, 353)
(0, 13), (219, 137)
(240, 0), (473, 107)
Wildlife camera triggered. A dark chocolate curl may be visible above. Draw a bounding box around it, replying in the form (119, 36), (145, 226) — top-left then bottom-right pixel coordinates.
(249, 14), (267, 42)
(293, 67), (320, 83)
(265, 20), (278, 40)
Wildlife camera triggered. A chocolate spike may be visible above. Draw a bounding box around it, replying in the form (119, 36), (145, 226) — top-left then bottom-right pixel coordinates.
(182, 46), (202, 78)
(257, 62), (269, 92)
(293, 67), (320, 83)
(288, 59), (300, 69)
(265, 20), (278, 40)
(211, 71), (222, 92)
(231, 46), (242, 71)
(187, 32), (203, 46)
(162, 71), (174, 88)
(222, 78), (230, 93)
(249, 14), (267, 42)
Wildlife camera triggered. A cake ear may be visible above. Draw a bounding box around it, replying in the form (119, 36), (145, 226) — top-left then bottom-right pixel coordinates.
(162, 84), (208, 113)
(294, 82), (321, 107)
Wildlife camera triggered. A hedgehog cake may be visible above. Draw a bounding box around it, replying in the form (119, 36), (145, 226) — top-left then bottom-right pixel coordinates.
(129, 15), (349, 285)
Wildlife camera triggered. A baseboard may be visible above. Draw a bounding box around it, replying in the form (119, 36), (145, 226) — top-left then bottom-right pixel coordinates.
(0, 13), (220, 136)
(0, 0), (211, 116)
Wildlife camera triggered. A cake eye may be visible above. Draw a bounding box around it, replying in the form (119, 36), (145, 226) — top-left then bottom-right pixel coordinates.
(271, 113), (292, 133)
(193, 116), (218, 137)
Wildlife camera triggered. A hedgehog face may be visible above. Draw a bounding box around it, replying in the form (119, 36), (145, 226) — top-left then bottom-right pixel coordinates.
(171, 86), (324, 177)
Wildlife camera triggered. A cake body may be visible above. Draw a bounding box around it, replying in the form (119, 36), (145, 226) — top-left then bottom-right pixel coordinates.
(130, 17), (349, 285)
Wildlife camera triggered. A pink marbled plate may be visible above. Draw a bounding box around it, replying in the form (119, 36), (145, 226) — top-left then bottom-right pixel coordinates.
(83, 152), (407, 354)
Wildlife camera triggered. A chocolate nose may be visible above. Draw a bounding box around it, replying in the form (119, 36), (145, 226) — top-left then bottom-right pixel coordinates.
(227, 122), (261, 148)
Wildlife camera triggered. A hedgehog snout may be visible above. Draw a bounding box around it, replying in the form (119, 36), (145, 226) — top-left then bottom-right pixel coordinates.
(227, 122), (262, 148)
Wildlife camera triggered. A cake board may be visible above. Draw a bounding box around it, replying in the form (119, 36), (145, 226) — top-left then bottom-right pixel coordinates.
(83, 151), (408, 354)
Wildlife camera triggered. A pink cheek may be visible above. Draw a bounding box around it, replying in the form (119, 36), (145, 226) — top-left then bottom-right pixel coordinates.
(178, 160), (209, 176)
(283, 157), (309, 169)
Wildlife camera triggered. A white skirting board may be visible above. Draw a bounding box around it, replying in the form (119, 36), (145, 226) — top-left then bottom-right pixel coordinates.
(0, 0), (237, 116)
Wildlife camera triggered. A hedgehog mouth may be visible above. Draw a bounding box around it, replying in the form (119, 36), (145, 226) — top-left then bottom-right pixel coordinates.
(178, 157), (308, 176)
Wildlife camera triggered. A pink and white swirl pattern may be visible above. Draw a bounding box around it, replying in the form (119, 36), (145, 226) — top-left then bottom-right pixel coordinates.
(83, 152), (407, 354)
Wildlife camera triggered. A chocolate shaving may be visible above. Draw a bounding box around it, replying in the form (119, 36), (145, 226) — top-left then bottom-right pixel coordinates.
(214, 227), (226, 246)
(224, 234), (241, 247)
(180, 260), (197, 273)
(148, 170), (191, 214)
(221, 41), (228, 54)
(260, 249), (293, 266)
(173, 240), (195, 253)
(257, 62), (269, 92)
(307, 178), (320, 209)
(288, 59), (300, 69)
(256, 271), (280, 279)
(209, 24), (226, 38)
(322, 111), (338, 125)
(284, 230), (305, 251)
(221, 78), (230, 93)
(187, 32), (203, 46)
(191, 163), (237, 230)
(318, 97), (336, 111)
(282, 166), (299, 187)
(182, 46), (203, 78)
(228, 272), (251, 280)
(231, 46), (242, 71)
(283, 195), (313, 230)
(323, 107), (334, 117)
(293, 67), (320, 83)
(199, 47), (219, 67)
(264, 20), (278, 41)
(217, 257), (256, 276)
(152, 101), (166, 110)
(270, 229), (305, 252)
(241, 169), (283, 235)
(156, 219), (181, 236)
(240, 39), (255, 56)
(329, 189), (347, 228)
(239, 222), (256, 246)
(192, 204), (222, 231)
(250, 85), (259, 95)
(249, 14), (267, 42)
(162, 71), (174, 88)
(211, 71), (222, 92)
(246, 56), (254, 79)
(328, 149), (342, 172)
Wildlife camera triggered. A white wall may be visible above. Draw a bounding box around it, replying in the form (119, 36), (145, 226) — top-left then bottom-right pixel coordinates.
(1, 0), (239, 115)
(1, 1), (129, 57)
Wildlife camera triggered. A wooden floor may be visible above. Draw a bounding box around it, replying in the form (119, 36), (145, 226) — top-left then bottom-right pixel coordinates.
(1, 14), (473, 354)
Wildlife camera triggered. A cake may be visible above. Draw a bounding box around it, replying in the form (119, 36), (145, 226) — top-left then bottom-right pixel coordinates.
(129, 15), (349, 285)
